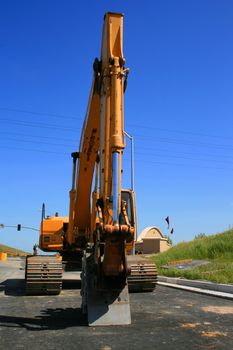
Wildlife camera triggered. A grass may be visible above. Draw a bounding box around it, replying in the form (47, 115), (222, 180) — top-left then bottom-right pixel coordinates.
(151, 229), (233, 284)
(0, 244), (29, 256)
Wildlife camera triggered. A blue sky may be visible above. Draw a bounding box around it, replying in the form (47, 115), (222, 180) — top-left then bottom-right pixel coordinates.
(1, 1), (233, 252)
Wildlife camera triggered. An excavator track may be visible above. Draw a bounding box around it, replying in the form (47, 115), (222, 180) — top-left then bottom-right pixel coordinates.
(25, 255), (62, 295)
(127, 256), (158, 292)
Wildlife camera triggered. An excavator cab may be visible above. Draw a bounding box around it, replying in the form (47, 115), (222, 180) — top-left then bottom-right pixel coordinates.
(121, 189), (136, 228)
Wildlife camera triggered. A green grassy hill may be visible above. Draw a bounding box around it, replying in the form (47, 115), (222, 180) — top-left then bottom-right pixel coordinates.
(152, 229), (233, 284)
(0, 244), (29, 256)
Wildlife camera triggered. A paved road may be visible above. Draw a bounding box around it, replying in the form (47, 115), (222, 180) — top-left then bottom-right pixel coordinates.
(0, 258), (233, 350)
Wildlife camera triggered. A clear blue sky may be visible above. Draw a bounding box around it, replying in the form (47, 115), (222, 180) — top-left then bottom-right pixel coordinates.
(1, 1), (233, 252)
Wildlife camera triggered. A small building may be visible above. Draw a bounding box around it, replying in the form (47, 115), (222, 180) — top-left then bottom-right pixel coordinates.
(135, 226), (171, 254)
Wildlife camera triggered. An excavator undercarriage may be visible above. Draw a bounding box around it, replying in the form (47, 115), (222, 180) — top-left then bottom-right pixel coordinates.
(25, 254), (157, 296)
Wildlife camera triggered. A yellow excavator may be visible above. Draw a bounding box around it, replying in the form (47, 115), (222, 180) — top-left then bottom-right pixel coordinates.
(25, 12), (157, 326)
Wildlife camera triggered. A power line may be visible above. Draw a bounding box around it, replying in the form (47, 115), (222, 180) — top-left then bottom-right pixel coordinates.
(1, 106), (230, 142)
(2, 131), (233, 168)
(0, 131), (78, 143)
(0, 145), (67, 155)
(1, 136), (75, 148)
(1, 134), (233, 166)
(1, 108), (233, 168)
(1, 131), (233, 161)
(1, 138), (232, 165)
(128, 123), (233, 141)
(2, 107), (233, 142)
(0, 118), (81, 133)
(2, 118), (233, 151)
(2, 145), (233, 172)
(135, 151), (233, 165)
(0, 107), (81, 121)
(133, 158), (233, 172)
(2, 107), (233, 151)
(134, 134), (233, 151)
(137, 146), (233, 159)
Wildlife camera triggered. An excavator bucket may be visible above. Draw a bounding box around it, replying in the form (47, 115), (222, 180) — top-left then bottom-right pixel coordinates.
(82, 255), (131, 326)
(86, 284), (131, 326)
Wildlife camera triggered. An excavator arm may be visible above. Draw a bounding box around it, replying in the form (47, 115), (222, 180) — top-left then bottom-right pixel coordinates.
(74, 13), (135, 325)
(67, 80), (100, 247)
(69, 12), (133, 277)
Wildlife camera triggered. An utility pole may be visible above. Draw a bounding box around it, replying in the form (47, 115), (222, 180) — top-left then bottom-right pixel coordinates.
(124, 131), (135, 191)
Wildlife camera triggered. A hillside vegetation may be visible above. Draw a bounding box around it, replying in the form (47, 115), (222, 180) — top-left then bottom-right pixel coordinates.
(0, 244), (29, 256)
(152, 229), (233, 284)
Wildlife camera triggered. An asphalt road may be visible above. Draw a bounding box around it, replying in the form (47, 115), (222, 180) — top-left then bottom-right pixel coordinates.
(0, 258), (233, 350)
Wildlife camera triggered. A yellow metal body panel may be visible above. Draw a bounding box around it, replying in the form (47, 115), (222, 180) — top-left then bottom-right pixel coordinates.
(100, 13), (125, 205)
(72, 88), (100, 237)
(40, 216), (68, 252)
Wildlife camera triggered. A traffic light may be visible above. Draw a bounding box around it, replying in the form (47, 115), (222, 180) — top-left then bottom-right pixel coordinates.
(17, 224), (21, 231)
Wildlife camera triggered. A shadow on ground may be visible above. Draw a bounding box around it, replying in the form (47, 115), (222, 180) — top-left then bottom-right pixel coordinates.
(0, 279), (25, 296)
(63, 280), (81, 289)
(0, 307), (87, 330)
(0, 279), (81, 296)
